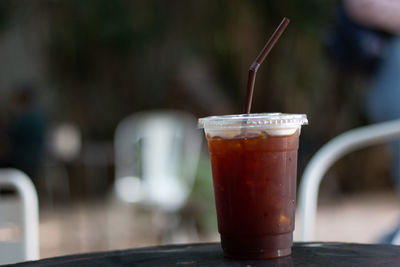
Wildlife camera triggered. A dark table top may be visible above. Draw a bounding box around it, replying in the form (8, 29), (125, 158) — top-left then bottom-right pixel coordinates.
(5, 242), (400, 267)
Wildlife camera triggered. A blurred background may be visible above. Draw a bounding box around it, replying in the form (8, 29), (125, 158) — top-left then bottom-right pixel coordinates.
(0, 0), (399, 259)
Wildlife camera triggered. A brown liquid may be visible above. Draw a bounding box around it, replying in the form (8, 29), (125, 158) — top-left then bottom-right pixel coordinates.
(207, 131), (299, 259)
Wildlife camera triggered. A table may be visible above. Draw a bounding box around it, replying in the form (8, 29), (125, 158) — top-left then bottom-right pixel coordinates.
(6, 242), (400, 266)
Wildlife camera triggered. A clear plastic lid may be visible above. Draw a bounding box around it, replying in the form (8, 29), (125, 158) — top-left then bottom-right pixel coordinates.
(198, 113), (308, 136)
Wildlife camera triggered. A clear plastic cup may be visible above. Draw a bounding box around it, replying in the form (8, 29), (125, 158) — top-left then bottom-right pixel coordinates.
(199, 113), (308, 259)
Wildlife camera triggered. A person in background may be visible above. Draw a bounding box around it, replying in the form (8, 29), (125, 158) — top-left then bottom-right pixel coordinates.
(343, 0), (400, 243)
(0, 83), (47, 187)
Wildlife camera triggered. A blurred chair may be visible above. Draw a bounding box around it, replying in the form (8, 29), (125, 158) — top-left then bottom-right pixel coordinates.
(0, 168), (39, 264)
(296, 119), (400, 242)
(114, 110), (202, 241)
(41, 123), (81, 205)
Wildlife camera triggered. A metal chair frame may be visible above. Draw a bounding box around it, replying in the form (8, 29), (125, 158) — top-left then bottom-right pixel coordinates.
(297, 119), (400, 241)
(0, 168), (39, 264)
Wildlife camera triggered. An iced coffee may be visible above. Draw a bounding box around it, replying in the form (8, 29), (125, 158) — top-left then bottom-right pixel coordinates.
(199, 113), (307, 259)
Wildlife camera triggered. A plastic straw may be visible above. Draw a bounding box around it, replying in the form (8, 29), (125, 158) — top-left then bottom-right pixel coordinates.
(244, 17), (290, 114)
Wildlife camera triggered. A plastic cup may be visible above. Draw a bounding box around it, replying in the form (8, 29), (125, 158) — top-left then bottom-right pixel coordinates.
(198, 113), (308, 259)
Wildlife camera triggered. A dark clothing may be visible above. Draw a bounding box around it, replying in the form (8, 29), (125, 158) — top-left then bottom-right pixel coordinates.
(4, 107), (46, 179)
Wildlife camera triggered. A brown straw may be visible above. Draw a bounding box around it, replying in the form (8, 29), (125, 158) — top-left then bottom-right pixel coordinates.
(244, 17), (290, 114)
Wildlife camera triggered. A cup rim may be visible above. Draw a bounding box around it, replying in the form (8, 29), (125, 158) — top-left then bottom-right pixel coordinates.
(198, 113), (308, 129)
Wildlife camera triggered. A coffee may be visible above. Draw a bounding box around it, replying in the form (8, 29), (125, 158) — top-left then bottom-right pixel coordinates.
(207, 131), (299, 258)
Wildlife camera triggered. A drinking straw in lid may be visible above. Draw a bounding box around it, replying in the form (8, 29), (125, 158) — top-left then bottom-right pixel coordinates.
(244, 17), (290, 114)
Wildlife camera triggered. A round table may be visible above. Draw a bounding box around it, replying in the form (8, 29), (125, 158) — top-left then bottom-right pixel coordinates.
(9, 242), (400, 266)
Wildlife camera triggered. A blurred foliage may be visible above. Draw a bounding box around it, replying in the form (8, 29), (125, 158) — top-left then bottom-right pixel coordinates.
(0, 1), (10, 33)
(39, 0), (343, 140)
